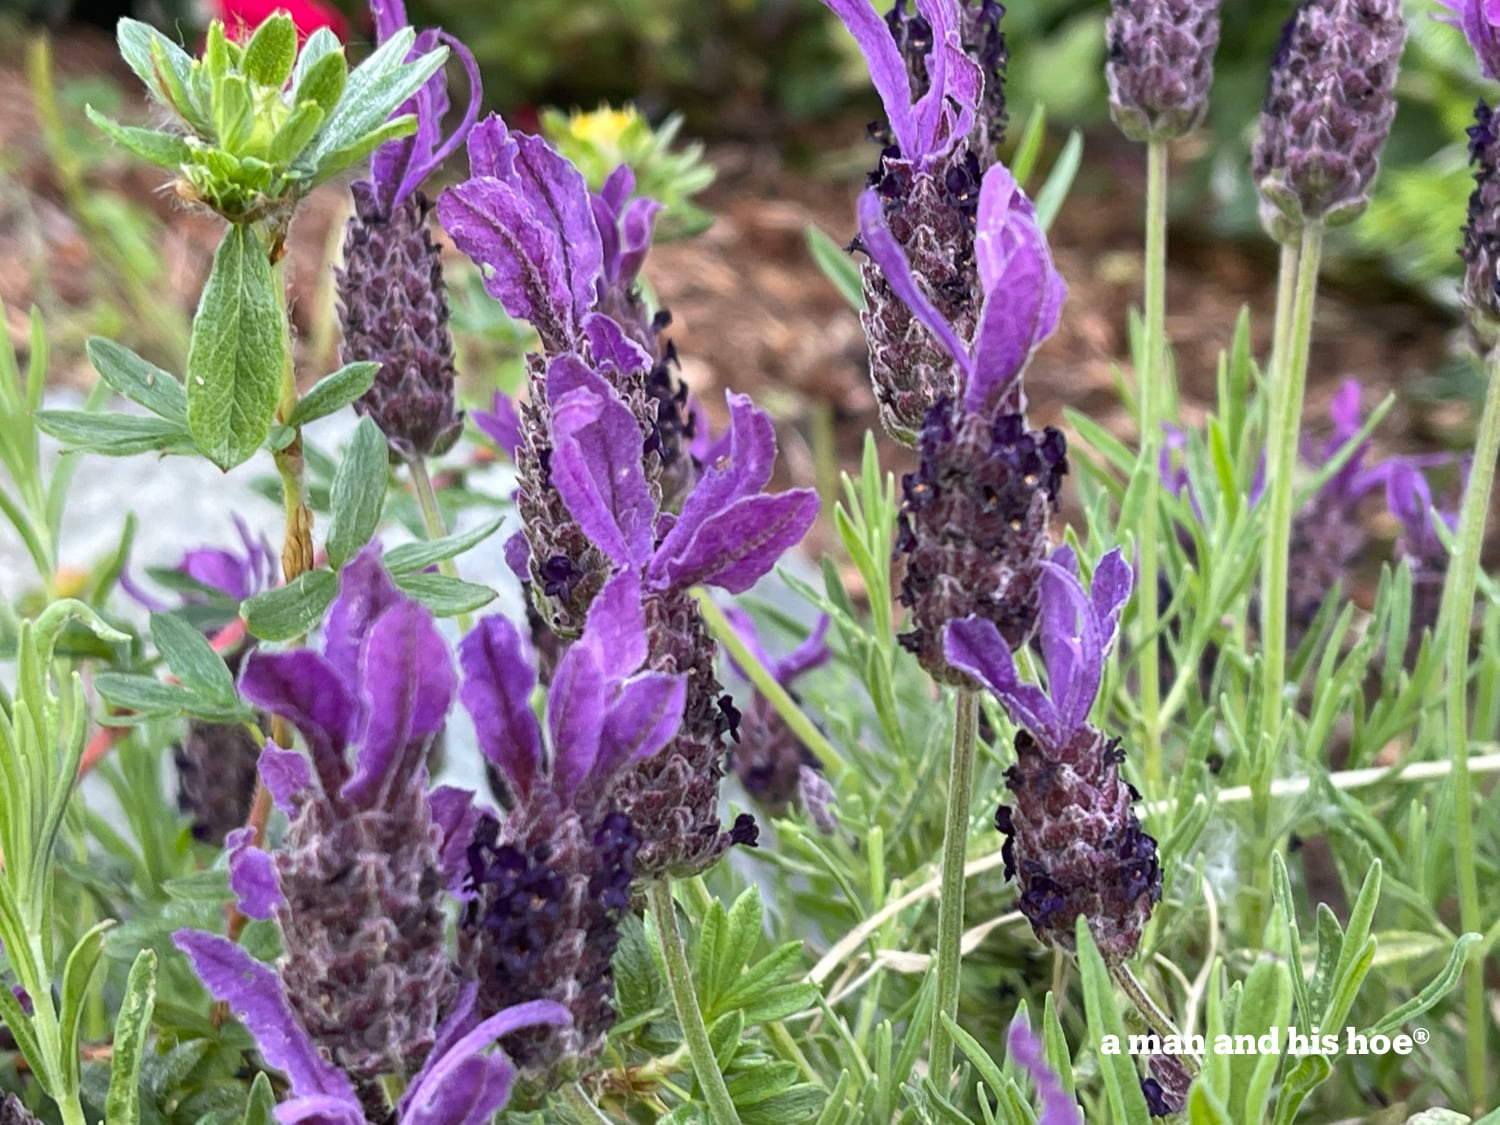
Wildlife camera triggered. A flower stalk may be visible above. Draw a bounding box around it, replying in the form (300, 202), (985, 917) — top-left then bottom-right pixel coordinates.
(647, 880), (743, 1125)
(1137, 137), (1168, 787)
(928, 688), (979, 1093)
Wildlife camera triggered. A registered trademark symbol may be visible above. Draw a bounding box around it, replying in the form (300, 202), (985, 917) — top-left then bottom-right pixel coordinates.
(1414, 1028), (1430, 1045)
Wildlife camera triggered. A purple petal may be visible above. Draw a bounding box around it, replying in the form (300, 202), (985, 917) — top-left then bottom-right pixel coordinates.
(617, 196), (664, 285)
(428, 786), (481, 895)
(503, 531), (531, 582)
(778, 615), (833, 683)
(650, 490), (817, 594)
(274, 1097), (364, 1125)
(591, 671), (686, 785)
(1089, 548), (1134, 659)
(1007, 1018), (1083, 1125)
(593, 194), (622, 286)
(580, 313), (653, 375)
(600, 163), (634, 214)
(399, 1001), (569, 1125)
(473, 393), (523, 460)
(816, 0), (916, 155)
(226, 827), (282, 920)
(1035, 559), (1101, 737)
(180, 548), (253, 602)
(342, 600), (455, 807)
(459, 616), (542, 800)
(547, 639), (608, 800)
(910, 0), (980, 159)
(172, 931), (356, 1102)
(580, 569), (649, 680)
(465, 114), (516, 180)
(240, 652), (354, 798)
(322, 548), (405, 692)
(370, 0), (409, 44)
(258, 744), (312, 814)
(943, 616), (1059, 741)
(549, 378), (655, 570)
(856, 190), (974, 378)
(722, 606), (778, 684)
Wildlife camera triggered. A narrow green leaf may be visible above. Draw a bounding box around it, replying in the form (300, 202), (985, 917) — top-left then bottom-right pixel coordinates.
(116, 19), (193, 110)
(105, 949), (158, 1125)
(1076, 918), (1153, 1125)
(302, 30), (443, 170)
(719, 887), (765, 997)
(85, 109), (193, 170)
(1332, 860), (1382, 994)
(1187, 1083), (1234, 1125)
(243, 1072), (277, 1125)
(242, 568), (338, 641)
(35, 410), (195, 457)
(266, 101), (326, 168)
(1008, 104), (1048, 188)
(326, 417), (388, 568)
(391, 573), (497, 616)
(1270, 1053), (1332, 1125)
(150, 612), (237, 703)
(940, 1013), (1008, 1103)
(94, 672), (251, 723)
(242, 13), (297, 88)
(805, 225), (864, 311)
(1306, 904), (1344, 1023)
(215, 73), (255, 152)
(1369, 933), (1481, 1036)
(60, 921), (115, 1093)
(304, 114), (417, 185)
(291, 27), (343, 95)
(1231, 959), (1291, 1125)
(385, 516), (505, 574)
(287, 361), (378, 428)
(1033, 129), (1083, 231)
(86, 338), (188, 423)
(186, 224), (287, 470)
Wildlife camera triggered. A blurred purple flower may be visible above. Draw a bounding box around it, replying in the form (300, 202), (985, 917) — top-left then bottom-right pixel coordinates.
(947, 547), (1162, 962)
(121, 516), (278, 613)
(173, 931), (565, 1125)
(1435, 0), (1500, 82)
(1006, 1018), (1083, 1125)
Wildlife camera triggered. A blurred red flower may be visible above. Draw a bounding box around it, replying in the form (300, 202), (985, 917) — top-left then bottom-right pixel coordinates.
(217, 0), (349, 44)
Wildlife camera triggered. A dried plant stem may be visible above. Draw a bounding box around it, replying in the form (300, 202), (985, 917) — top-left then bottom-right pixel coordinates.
(1110, 962), (1200, 1074)
(559, 1081), (614, 1124)
(928, 689), (979, 1093)
(1253, 221), (1324, 926)
(647, 880), (743, 1125)
(1138, 138), (1169, 788)
(1435, 345), (1500, 1112)
(407, 455), (473, 634)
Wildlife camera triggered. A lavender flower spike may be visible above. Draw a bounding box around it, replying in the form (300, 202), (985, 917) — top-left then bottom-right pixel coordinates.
(1251, 0), (1406, 240)
(336, 0), (479, 459)
(946, 547), (1163, 962)
(1435, 0), (1500, 82)
(173, 932), (566, 1125)
(1106, 0), (1221, 143)
(458, 570), (684, 1081)
(1462, 93), (1500, 344)
(233, 547), (459, 1086)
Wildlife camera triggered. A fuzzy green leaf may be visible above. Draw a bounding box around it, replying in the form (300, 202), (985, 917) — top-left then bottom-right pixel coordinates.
(85, 109), (194, 170)
(1270, 1053), (1332, 1125)
(34, 410), (196, 457)
(1369, 932), (1481, 1037)
(243, 1072), (277, 1125)
(93, 672), (251, 724)
(301, 30), (443, 172)
(286, 362), (378, 429)
(186, 224), (287, 470)
(150, 611), (237, 704)
(86, 338), (188, 424)
(326, 417), (388, 569)
(241, 13), (297, 89)
(105, 949), (158, 1125)
(391, 573), (497, 617)
(242, 568), (338, 642)
(385, 516), (506, 574)
(60, 920), (114, 1093)
(805, 225), (863, 311)
(1076, 917), (1153, 1125)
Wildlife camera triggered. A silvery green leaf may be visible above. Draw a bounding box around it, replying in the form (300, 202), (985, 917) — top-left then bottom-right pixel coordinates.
(303, 115), (418, 187)
(391, 573), (497, 617)
(105, 949), (157, 1125)
(286, 361), (377, 428)
(384, 516), (505, 574)
(34, 411), (196, 457)
(291, 43), (347, 117)
(300, 30), (444, 172)
(186, 224), (287, 470)
(60, 921), (114, 1093)
(150, 612), (237, 704)
(326, 417), (388, 569)
(242, 569), (338, 642)
(266, 101), (325, 168)
(241, 13), (297, 89)
(85, 110), (194, 171)
(85, 338), (188, 424)
(243, 1072), (277, 1125)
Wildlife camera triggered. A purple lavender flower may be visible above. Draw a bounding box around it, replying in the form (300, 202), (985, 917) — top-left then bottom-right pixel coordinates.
(229, 547), (460, 1089)
(1461, 92), (1500, 344)
(174, 931), (566, 1125)
(0, 1096), (38, 1125)
(1252, 0), (1406, 240)
(336, 0), (480, 460)
(121, 515), (279, 617)
(1106, 0), (1221, 143)
(860, 161), (1069, 677)
(883, 0), (1010, 157)
(946, 547), (1162, 963)
(457, 570), (683, 1082)
(1006, 1018), (1083, 1125)
(723, 609), (837, 832)
(1435, 0), (1500, 82)
(1383, 457), (1463, 664)
(541, 364), (818, 876)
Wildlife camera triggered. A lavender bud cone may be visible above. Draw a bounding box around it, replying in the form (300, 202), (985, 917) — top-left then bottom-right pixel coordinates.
(337, 183), (464, 461)
(459, 805), (637, 1090)
(1251, 0), (1406, 240)
(617, 589), (757, 879)
(0, 1096), (39, 1125)
(896, 400), (1067, 682)
(860, 157), (985, 444)
(1463, 100), (1500, 348)
(275, 784), (454, 1083)
(996, 728), (1162, 963)
(174, 720), (260, 846)
(1106, 0), (1221, 143)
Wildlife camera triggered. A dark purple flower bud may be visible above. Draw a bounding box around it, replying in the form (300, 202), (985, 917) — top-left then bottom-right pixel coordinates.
(458, 573), (680, 1082)
(1252, 0), (1406, 240)
(1006, 1018), (1084, 1125)
(1142, 1053), (1193, 1116)
(886, 0), (1010, 156)
(723, 610), (837, 832)
(947, 548), (1161, 963)
(896, 400), (1067, 681)
(174, 930), (567, 1125)
(1462, 99), (1500, 346)
(11, 985), (32, 1018)
(233, 548), (460, 1083)
(1106, 0), (1221, 142)
(1435, 0), (1500, 82)
(174, 717), (260, 846)
(337, 184), (464, 461)
(0, 1096), (39, 1125)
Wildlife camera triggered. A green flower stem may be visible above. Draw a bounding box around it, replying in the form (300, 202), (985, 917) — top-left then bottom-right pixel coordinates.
(1138, 138), (1169, 788)
(559, 1081), (615, 1124)
(1254, 223), (1324, 865)
(407, 454), (473, 634)
(693, 590), (847, 782)
(1436, 346), (1500, 1113)
(647, 880), (743, 1125)
(927, 688), (979, 1094)
(1109, 962), (1199, 1076)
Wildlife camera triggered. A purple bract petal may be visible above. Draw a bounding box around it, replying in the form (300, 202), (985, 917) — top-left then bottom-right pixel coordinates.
(173, 931), (357, 1103)
(649, 490), (818, 594)
(547, 638), (608, 800)
(592, 671), (686, 785)
(1436, 0), (1500, 81)
(943, 616), (1059, 741)
(580, 569), (650, 678)
(580, 313), (652, 375)
(428, 785), (481, 895)
(1007, 1017), (1083, 1125)
(226, 827), (283, 920)
(1035, 558), (1103, 737)
(459, 616), (543, 801)
(274, 1096), (364, 1125)
(240, 652), (355, 798)
(322, 548), (405, 693)
(258, 744), (313, 814)
(1089, 548), (1134, 659)
(816, 0), (917, 156)
(473, 393), (523, 460)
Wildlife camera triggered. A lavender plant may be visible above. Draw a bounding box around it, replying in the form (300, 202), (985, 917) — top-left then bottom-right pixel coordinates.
(3, 0), (1500, 1121)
